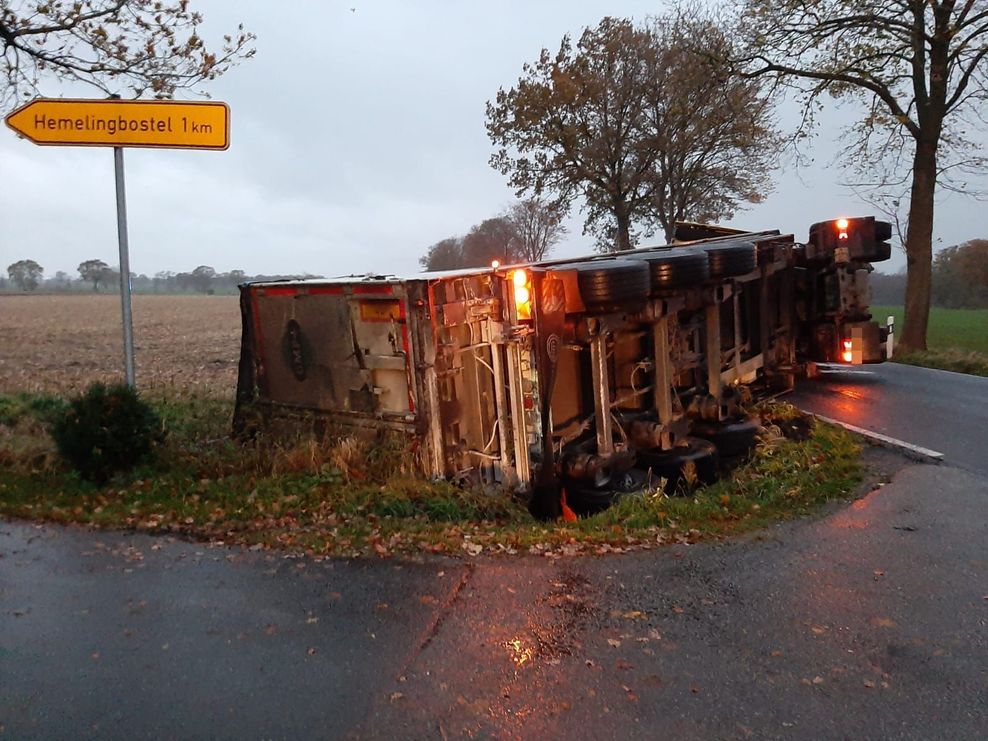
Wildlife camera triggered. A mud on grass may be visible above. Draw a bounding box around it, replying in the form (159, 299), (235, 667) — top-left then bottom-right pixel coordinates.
(0, 394), (865, 557)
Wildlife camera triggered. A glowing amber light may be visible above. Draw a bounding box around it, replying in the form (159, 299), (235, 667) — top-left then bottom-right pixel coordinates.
(510, 269), (532, 320)
(842, 339), (854, 363)
(836, 218), (850, 230)
(491, 259), (500, 269)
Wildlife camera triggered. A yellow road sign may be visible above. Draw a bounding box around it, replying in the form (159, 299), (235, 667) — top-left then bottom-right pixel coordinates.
(4, 98), (229, 149)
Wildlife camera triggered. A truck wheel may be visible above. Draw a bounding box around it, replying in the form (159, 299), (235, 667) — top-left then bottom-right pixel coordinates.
(560, 260), (651, 314)
(755, 241), (781, 265)
(689, 416), (760, 458)
(635, 437), (719, 496)
(563, 469), (654, 515)
(562, 478), (617, 515)
(862, 241), (892, 262)
(703, 242), (757, 278)
(632, 249), (710, 292)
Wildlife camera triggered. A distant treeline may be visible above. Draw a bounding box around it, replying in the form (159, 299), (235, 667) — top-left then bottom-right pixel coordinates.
(3, 260), (321, 295)
(871, 239), (988, 309)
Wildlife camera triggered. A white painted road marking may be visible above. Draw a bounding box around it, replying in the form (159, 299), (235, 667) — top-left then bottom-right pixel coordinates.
(810, 414), (945, 463)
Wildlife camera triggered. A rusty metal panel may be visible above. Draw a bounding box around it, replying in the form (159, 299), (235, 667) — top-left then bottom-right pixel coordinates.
(249, 285), (414, 418)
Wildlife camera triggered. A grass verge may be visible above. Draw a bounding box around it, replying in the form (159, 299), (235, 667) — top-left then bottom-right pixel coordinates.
(871, 305), (988, 377)
(0, 393), (864, 558)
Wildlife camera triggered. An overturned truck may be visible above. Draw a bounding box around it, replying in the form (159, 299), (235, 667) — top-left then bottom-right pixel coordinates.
(234, 216), (892, 515)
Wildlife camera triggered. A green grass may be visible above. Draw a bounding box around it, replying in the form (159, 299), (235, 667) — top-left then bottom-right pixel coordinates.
(871, 305), (988, 376)
(0, 393), (865, 557)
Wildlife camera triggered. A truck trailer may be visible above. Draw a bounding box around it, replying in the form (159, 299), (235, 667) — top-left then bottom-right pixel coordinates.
(233, 216), (892, 516)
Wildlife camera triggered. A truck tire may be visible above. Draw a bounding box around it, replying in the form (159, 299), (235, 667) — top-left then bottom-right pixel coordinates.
(864, 240), (892, 262)
(632, 249), (710, 292)
(689, 416), (760, 458)
(755, 241), (780, 265)
(635, 437), (719, 495)
(703, 242), (757, 278)
(563, 468), (653, 515)
(556, 260), (650, 314)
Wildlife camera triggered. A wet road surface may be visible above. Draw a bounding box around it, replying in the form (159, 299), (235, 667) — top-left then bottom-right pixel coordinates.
(3, 459), (987, 739)
(788, 362), (988, 474)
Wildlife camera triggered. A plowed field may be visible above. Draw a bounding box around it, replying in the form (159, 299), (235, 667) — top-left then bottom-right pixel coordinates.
(0, 294), (240, 396)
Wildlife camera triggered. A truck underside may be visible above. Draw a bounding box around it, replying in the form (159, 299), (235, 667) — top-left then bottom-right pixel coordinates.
(234, 216), (892, 516)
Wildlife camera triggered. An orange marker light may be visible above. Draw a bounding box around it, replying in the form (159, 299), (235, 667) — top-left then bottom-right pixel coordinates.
(836, 217), (850, 241)
(841, 339), (853, 363)
(510, 269), (532, 320)
(491, 259), (500, 269)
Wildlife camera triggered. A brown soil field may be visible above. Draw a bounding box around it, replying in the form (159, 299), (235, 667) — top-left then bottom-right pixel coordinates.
(0, 294), (241, 396)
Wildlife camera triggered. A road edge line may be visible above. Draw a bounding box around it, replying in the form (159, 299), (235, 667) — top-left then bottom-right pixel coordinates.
(809, 414), (945, 464)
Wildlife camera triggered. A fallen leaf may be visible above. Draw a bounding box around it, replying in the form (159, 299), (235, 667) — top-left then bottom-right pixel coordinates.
(390, 692), (404, 702)
(863, 679), (875, 689)
(622, 610), (645, 620)
(420, 595), (438, 605)
(607, 639), (622, 648)
(307, 647), (317, 656)
(812, 676), (824, 685)
(306, 616), (319, 624)
(461, 542), (483, 556)
(810, 625), (827, 635)
(870, 616), (896, 628)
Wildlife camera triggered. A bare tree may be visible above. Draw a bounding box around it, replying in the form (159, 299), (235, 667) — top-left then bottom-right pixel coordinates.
(504, 197), (567, 262)
(487, 14), (779, 251)
(0, 1), (255, 110)
(734, 0), (988, 351)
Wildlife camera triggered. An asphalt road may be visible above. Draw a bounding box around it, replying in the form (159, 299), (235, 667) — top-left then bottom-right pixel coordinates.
(4, 456), (988, 739)
(787, 362), (988, 474)
(3, 362), (987, 739)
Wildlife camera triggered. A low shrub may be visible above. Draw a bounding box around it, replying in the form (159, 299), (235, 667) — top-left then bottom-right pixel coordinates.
(51, 383), (164, 483)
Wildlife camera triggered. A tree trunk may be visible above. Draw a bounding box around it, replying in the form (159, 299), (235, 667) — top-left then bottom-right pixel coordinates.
(899, 140), (937, 353)
(615, 207), (632, 252)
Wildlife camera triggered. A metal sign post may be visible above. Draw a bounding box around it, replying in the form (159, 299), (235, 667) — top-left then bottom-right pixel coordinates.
(113, 146), (136, 387)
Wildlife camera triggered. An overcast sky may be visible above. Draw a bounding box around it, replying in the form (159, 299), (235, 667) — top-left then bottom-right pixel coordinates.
(2, 0), (986, 280)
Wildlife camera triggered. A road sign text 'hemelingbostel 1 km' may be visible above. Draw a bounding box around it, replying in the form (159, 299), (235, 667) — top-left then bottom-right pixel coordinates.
(4, 98), (229, 150)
